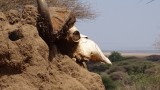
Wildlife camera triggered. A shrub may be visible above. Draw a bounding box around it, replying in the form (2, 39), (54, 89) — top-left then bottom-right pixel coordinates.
(109, 51), (123, 62)
(107, 66), (126, 74)
(124, 61), (154, 75)
(117, 61), (129, 66)
(101, 75), (116, 90)
(87, 62), (110, 73)
(123, 56), (138, 60)
(145, 65), (160, 75)
(109, 71), (132, 85)
(146, 55), (160, 61)
(109, 71), (125, 80)
(130, 74), (160, 90)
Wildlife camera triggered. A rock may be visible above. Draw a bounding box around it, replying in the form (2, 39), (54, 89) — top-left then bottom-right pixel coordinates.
(0, 5), (105, 90)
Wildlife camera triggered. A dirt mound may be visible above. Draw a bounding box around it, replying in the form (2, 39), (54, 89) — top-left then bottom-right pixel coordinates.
(0, 5), (105, 90)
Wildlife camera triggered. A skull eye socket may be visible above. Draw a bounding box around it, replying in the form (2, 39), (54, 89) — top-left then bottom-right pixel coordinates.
(72, 31), (80, 42)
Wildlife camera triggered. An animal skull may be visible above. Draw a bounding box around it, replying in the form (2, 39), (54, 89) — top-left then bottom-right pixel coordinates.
(68, 26), (112, 65)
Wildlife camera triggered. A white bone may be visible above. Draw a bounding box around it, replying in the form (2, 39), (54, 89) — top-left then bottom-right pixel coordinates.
(70, 26), (112, 65)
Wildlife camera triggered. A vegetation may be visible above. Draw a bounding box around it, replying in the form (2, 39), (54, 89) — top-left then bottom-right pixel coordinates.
(146, 55), (160, 61)
(0, 0), (96, 20)
(88, 52), (160, 90)
(102, 75), (116, 90)
(108, 51), (124, 62)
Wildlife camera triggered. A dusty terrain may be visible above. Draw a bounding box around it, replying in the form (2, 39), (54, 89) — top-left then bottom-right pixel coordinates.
(0, 5), (105, 90)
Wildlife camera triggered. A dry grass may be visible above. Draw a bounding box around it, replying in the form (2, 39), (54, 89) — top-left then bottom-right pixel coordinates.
(0, 0), (96, 20)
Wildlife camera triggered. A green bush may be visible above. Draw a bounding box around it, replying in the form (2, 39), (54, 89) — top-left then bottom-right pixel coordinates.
(101, 75), (116, 90)
(109, 71), (132, 85)
(109, 51), (123, 62)
(123, 61), (154, 75)
(109, 71), (125, 81)
(123, 56), (138, 60)
(130, 74), (160, 90)
(145, 65), (160, 75)
(107, 66), (126, 74)
(117, 61), (129, 66)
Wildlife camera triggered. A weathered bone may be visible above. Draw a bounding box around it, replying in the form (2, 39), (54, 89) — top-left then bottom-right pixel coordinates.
(70, 26), (112, 65)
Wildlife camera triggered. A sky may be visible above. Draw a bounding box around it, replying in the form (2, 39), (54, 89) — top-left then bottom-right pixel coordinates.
(76, 0), (160, 51)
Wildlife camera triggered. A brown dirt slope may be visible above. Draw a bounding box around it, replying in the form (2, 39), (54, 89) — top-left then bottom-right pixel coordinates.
(0, 5), (105, 90)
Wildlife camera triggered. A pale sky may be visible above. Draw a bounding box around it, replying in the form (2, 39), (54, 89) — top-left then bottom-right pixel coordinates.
(76, 0), (160, 51)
